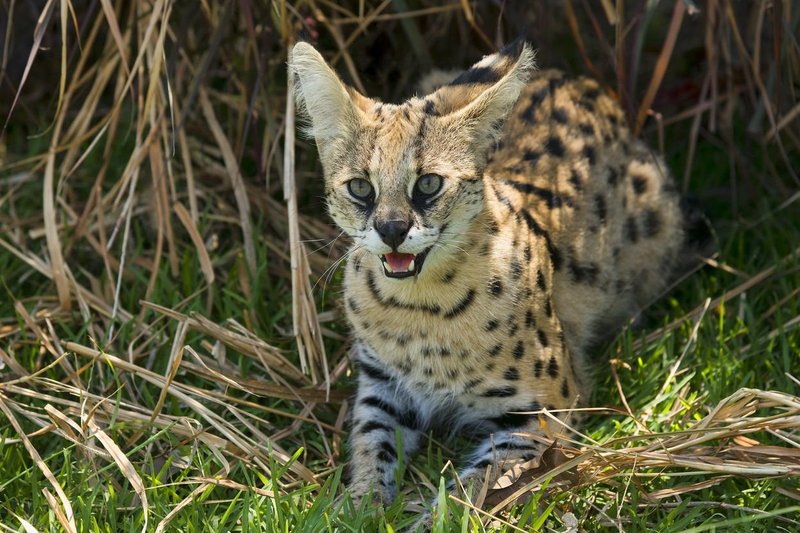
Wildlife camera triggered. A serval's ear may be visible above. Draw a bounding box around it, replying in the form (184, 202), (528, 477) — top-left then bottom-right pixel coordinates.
(289, 42), (373, 159)
(424, 41), (536, 149)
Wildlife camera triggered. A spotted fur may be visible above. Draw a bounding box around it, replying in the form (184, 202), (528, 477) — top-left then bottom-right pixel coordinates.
(290, 41), (691, 504)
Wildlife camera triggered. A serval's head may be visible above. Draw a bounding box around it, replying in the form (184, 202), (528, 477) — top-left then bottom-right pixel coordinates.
(290, 41), (535, 280)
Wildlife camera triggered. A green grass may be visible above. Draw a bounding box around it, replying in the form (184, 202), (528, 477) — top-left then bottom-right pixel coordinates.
(1, 146), (799, 531)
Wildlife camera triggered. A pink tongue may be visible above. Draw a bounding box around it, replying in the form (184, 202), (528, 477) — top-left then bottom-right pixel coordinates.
(385, 252), (415, 272)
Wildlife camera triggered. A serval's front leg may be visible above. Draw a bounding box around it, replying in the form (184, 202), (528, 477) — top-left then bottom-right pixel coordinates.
(348, 344), (427, 504)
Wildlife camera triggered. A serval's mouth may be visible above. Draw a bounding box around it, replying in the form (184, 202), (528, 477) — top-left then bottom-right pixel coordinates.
(380, 247), (431, 279)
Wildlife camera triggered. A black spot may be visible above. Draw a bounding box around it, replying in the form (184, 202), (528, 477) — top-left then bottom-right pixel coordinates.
(508, 182), (557, 209)
(568, 259), (600, 285)
(396, 334), (409, 347)
(421, 346), (433, 357)
(524, 287), (533, 299)
(513, 340), (525, 360)
(523, 245), (532, 262)
(360, 396), (421, 429)
(504, 367), (520, 381)
(642, 208), (661, 237)
(485, 319), (499, 332)
(561, 379), (570, 398)
(529, 85), (550, 108)
(439, 347), (451, 357)
(523, 150), (542, 164)
(544, 299), (553, 317)
(488, 220), (500, 234)
(347, 298), (360, 313)
(584, 87), (600, 100)
(548, 242), (563, 271)
(487, 401), (541, 429)
(489, 277), (503, 296)
(578, 122), (595, 136)
(520, 104), (537, 124)
(424, 367), (433, 376)
(366, 271), (442, 315)
(359, 420), (393, 435)
(536, 270), (546, 291)
(442, 271), (456, 283)
(471, 458), (494, 470)
(625, 216), (639, 243)
(525, 309), (535, 328)
(507, 322), (519, 336)
(547, 356), (559, 378)
(444, 289), (476, 319)
(450, 67), (502, 86)
(552, 107), (568, 123)
(544, 136), (566, 157)
(357, 358), (392, 382)
(537, 329), (549, 347)
(518, 211), (562, 270)
(465, 377), (484, 389)
(488, 344), (503, 357)
(569, 170), (583, 192)
(594, 194), (607, 224)
(377, 440), (397, 461)
(607, 167), (619, 186)
(494, 441), (539, 451)
(510, 261), (523, 280)
(582, 145), (596, 165)
(548, 76), (566, 92)
(377, 450), (394, 463)
(502, 179), (570, 209)
(481, 386), (517, 398)
(423, 100), (438, 116)
(534, 360), (543, 378)
(632, 175), (648, 195)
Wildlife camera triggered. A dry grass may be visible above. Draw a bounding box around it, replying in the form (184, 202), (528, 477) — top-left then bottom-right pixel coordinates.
(1, 0), (799, 529)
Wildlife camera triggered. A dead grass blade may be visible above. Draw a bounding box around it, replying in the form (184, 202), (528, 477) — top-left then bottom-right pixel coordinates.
(199, 89), (257, 273)
(0, 393), (77, 533)
(634, 0), (685, 135)
(174, 201), (215, 286)
(154, 480), (211, 533)
(479, 387), (800, 518)
(86, 417), (149, 532)
(61, 341), (317, 483)
(1, 0), (56, 132)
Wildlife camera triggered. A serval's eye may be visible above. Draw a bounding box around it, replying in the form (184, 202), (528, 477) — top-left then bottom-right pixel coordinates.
(414, 174), (443, 198)
(347, 178), (374, 200)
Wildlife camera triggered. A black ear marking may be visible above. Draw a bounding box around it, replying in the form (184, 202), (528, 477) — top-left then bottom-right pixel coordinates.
(449, 67), (503, 86)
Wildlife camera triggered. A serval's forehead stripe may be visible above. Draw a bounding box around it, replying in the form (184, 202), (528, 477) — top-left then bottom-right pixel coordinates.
(364, 102), (428, 181)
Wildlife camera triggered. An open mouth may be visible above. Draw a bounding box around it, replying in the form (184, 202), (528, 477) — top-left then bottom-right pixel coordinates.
(380, 248), (431, 279)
